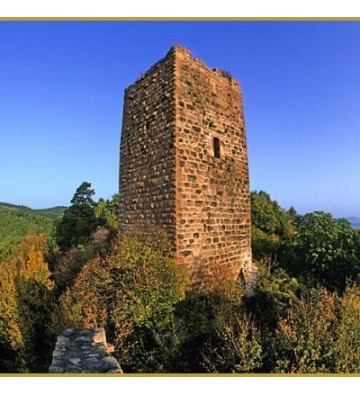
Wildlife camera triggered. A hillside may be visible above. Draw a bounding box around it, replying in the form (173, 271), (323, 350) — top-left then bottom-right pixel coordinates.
(0, 202), (66, 258)
(33, 206), (67, 219)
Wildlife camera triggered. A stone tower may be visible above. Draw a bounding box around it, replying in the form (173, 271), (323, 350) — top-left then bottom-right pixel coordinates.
(119, 46), (256, 292)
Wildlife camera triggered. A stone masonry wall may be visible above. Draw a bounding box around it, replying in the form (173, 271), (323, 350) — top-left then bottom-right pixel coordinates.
(49, 328), (122, 373)
(174, 46), (253, 287)
(119, 46), (256, 292)
(119, 49), (177, 247)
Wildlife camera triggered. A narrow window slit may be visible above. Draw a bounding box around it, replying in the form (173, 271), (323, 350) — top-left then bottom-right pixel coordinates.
(213, 137), (221, 159)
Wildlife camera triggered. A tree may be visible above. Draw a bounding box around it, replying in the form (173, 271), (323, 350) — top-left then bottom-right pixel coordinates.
(0, 236), (55, 372)
(56, 229), (188, 372)
(251, 191), (296, 261)
(55, 182), (104, 250)
(70, 182), (95, 206)
(94, 194), (120, 230)
(289, 212), (360, 291)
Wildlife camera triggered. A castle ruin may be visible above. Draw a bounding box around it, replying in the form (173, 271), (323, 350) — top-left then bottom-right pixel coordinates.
(119, 45), (256, 292)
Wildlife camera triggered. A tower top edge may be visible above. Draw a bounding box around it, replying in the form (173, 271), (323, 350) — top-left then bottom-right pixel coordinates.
(125, 44), (240, 91)
(165, 45), (240, 86)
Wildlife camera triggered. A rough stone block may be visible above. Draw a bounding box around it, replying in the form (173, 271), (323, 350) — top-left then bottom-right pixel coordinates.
(49, 328), (123, 374)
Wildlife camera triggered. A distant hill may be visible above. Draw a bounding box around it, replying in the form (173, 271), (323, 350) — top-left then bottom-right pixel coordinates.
(0, 202), (67, 258)
(348, 217), (360, 230)
(33, 206), (68, 219)
(0, 202), (67, 218)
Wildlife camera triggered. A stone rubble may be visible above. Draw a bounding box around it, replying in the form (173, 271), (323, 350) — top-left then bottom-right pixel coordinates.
(49, 328), (122, 374)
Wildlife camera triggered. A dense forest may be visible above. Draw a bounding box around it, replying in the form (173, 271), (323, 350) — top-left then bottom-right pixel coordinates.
(0, 203), (66, 259)
(1, 184), (360, 373)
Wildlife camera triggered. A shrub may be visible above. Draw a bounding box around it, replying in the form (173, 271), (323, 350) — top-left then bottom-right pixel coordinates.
(288, 212), (360, 291)
(269, 287), (360, 373)
(248, 260), (300, 328)
(201, 313), (262, 373)
(271, 289), (337, 373)
(56, 230), (188, 372)
(334, 286), (360, 372)
(0, 235), (55, 372)
(174, 279), (246, 372)
(50, 227), (115, 295)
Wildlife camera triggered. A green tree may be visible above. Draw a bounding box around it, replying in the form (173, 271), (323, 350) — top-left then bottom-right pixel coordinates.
(55, 182), (104, 250)
(70, 182), (95, 206)
(289, 212), (360, 291)
(0, 204), (54, 259)
(251, 191), (282, 235)
(94, 194), (119, 230)
(251, 191), (296, 261)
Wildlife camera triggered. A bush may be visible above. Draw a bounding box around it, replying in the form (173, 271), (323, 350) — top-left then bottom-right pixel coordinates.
(271, 289), (337, 373)
(173, 279), (246, 372)
(285, 212), (360, 292)
(0, 235), (55, 372)
(201, 313), (262, 373)
(334, 286), (360, 372)
(50, 227), (114, 295)
(269, 286), (360, 373)
(56, 230), (188, 372)
(251, 191), (296, 263)
(248, 260), (300, 328)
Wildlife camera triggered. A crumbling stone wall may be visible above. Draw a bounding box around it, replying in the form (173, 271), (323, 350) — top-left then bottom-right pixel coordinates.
(119, 45), (256, 292)
(49, 328), (122, 373)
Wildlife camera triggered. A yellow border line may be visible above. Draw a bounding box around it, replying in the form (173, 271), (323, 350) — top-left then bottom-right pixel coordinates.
(0, 17), (360, 21)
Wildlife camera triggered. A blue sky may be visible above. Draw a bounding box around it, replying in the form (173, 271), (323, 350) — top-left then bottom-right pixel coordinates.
(0, 21), (359, 217)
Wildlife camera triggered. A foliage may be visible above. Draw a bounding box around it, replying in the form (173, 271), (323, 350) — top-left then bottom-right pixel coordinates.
(201, 313), (262, 373)
(70, 182), (95, 206)
(288, 212), (360, 291)
(56, 230), (188, 372)
(0, 202), (66, 219)
(94, 194), (120, 230)
(270, 286), (360, 373)
(55, 182), (105, 250)
(32, 206), (67, 219)
(251, 191), (296, 261)
(50, 228), (115, 296)
(0, 236), (55, 372)
(251, 191), (295, 237)
(50, 244), (102, 295)
(248, 260), (301, 328)
(334, 286), (360, 372)
(124, 279), (246, 373)
(252, 193), (360, 293)
(3, 187), (360, 374)
(172, 279), (245, 372)
(271, 289), (337, 373)
(118, 315), (188, 373)
(0, 204), (55, 259)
